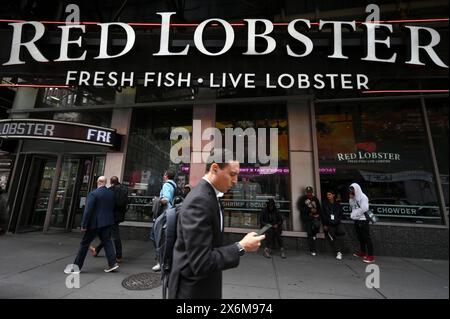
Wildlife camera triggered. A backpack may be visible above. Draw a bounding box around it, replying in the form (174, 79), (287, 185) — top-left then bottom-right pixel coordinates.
(112, 184), (128, 223)
(151, 196), (166, 221)
(166, 181), (183, 202)
(151, 181), (182, 220)
(114, 184), (129, 211)
(152, 202), (183, 299)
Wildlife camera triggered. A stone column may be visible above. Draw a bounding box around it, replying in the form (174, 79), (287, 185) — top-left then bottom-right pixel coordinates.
(103, 88), (134, 184)
(189, 89), (217, 187)
(11, 85), (38, 119)
(7, 85), (38, 232)
(287, 99), (320, 232)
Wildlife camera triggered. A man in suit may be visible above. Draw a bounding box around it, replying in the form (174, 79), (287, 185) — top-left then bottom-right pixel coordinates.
(89, 176), (128, 263)
(168, 149), (265, 299)
(64, 176), (119, 274)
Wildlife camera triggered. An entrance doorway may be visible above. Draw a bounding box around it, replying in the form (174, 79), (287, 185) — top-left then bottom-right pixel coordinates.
(17, 156), (57, 232)
(16, 155), (105, 232)
(68, 156), (106, 230)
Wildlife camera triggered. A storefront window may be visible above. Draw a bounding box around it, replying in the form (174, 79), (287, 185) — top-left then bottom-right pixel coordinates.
(36, 87), (116, 108)
(123, 107), (192, 222)
(31, 111), (112, 128)
(216, 104), (292, 230)
(0, 154), (13, 191)
(427, 98), (449, 208)
(316, 101), (444, 225)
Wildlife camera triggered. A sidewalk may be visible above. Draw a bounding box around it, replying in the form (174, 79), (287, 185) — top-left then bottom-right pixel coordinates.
(0, 232), (448, 299)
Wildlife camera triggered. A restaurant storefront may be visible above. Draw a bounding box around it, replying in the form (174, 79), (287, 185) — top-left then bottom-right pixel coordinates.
(0, 0), (448, 258)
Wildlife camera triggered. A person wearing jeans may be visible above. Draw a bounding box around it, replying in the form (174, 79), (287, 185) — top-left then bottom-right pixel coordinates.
(349, 183), (375, 263)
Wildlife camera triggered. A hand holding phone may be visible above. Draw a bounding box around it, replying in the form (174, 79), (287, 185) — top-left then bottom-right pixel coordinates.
(256, 224), (272, 236)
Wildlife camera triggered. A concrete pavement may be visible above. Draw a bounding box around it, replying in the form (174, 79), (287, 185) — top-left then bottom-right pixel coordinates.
(0, 232), (448, 299)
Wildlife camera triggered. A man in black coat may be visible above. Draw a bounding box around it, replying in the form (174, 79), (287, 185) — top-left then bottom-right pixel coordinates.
(168, 149), (265, 299)
(260, 198), (286, 259)
(64, 176), (119, 274)
(297, 186), (322, 256)
(321, 190), (345, 260)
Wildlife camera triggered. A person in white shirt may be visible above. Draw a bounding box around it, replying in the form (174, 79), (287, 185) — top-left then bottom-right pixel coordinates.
(349, 183), (375, 263)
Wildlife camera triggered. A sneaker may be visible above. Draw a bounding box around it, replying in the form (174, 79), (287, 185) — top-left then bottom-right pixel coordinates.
(152, 263), (161, 272)
(310, 251), (317, 256)
(89, 246), (97, 257)
(263, 248), (272, 259)
(363, 256), (375, 263)
(336, 252), (343, 260)
(104, 263), (119, 273)
(353, 251), (367, 258)
(280, 248), (287, 259)
(64, 264), (81, 274)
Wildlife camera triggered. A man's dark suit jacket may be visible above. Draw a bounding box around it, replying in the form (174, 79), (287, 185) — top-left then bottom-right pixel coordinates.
(81, 186), (115, 230)
(168, 179), (240, 299)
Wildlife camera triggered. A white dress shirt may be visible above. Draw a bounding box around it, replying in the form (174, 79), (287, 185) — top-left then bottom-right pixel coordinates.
(202, 176), (224, 231)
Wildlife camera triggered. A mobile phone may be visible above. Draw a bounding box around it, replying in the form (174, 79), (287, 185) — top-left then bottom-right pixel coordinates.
(256, 224), (272, 236)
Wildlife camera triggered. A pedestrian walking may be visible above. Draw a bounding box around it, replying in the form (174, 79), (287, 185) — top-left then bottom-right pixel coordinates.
(168, 149), (265, 299)
(89, 176), (128, 263)
(64, 176), (119, 274)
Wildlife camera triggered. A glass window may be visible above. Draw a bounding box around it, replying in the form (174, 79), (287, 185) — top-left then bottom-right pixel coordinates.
(36, 87), (116, 108)
(0, 154), (13, 191)
(427, 98), (449, 208)
(123, 106), (192, 222)
(316, 100), (444, 225)
(216, 104), (292, 230)
(31, 111), (112, 128)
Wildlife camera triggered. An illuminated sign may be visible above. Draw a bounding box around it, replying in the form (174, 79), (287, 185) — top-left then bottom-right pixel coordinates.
(319, 167), (337, 174)
(0, 119), (120, 148)
(181, 165), (290, 175)
(222, 199), (290, 212)
(341, 203), (440, 218)
(337, 151), (401, 164)
(0, 5), (447, 92)
(2, 13), (448, 69)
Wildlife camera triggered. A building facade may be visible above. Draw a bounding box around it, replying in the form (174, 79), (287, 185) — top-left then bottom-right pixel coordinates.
(0, 0), (448, 258)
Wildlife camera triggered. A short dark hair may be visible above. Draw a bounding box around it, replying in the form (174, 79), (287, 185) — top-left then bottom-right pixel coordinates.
(110, 176), (119, 185)
(205, 148), (237, 173)
(165, 170), (175, 180)
(326, 190), (335, 195)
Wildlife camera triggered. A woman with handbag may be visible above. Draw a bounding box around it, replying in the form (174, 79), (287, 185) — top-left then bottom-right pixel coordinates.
(349, 183), (375, 263)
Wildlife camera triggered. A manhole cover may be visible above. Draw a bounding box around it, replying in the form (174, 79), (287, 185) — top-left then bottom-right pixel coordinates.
(122, 272), (162, 290)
